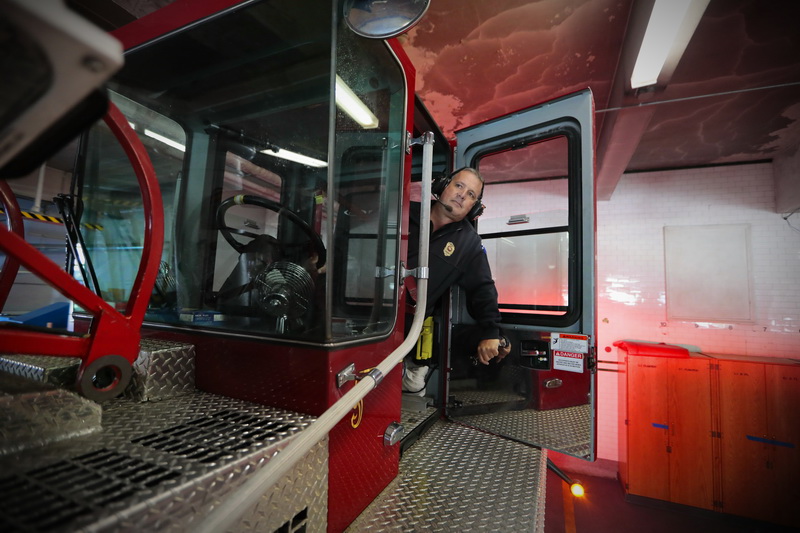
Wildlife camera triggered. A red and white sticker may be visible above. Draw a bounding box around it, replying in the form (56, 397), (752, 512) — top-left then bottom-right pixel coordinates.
(550, 333), (589, 354)
(553, 350), (584, 373)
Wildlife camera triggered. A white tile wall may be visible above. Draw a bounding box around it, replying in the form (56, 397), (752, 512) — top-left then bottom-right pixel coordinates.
(483, 161), (800, 464)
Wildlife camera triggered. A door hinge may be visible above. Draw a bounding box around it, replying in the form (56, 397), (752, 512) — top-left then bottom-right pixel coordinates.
(666, 445), (672, 453)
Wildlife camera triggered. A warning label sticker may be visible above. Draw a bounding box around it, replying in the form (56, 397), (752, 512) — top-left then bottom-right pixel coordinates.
(553, 350), (584, 373)
(550, 333), (589, 354)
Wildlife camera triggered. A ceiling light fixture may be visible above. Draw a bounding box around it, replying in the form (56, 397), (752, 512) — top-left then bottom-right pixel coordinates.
(335, 75), (379, 129)
(144, 129), (185, 152)
(630, 0), (710, 89)
(259, 147), (328, 168)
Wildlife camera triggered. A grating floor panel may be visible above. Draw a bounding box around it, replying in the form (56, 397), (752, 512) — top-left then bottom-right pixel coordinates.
(0, 391), (327, 532)
(347, 419), (547, 532)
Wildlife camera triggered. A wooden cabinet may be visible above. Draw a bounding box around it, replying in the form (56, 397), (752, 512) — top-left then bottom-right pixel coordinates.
(624, 354), (713, 509)
(668, 357), (715, 509)
(619, 346), (799, 528)
(767, 364), (800, 527)
(718, 360), (800, 526)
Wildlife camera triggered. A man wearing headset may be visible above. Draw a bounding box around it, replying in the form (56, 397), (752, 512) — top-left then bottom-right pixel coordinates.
(403, 167), (510, 395)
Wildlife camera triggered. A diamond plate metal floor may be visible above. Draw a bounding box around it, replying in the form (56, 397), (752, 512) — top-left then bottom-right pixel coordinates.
(400, 405), (438, 435)
(455, 404), (592, 458)
(347, 419), (547, 532)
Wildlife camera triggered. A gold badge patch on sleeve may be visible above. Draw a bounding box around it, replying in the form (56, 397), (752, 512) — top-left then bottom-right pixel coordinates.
(444, 241), (455, 257)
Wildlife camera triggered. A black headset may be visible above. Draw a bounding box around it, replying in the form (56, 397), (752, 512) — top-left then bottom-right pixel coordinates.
(431, 167), (485, 220)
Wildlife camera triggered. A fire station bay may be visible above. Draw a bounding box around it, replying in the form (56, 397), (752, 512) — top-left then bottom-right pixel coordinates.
(1, 1), (798, 532)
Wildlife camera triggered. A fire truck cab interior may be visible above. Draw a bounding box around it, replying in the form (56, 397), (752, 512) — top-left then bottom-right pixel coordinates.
(0, 1), (596, 531)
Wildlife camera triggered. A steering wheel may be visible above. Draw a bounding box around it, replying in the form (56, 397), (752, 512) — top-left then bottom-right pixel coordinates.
(216, 194), (326, 270)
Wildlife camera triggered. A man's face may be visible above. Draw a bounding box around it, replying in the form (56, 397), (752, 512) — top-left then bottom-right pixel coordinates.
(439, 170), (482, 221)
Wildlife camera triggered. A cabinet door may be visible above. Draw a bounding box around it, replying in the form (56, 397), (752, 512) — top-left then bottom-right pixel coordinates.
(627, 355), (670, 500)
(668, 358), (713, 509)
(765, 364), (800, 528)
(718, 361), (770, 519)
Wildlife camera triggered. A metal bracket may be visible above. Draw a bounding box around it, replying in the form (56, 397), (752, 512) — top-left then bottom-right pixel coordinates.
(374, 265), (395, 278)
(336, 363), (357, 388)
(400, 264), (429, 280)
(406, 131), (435, 154)
(336, 363), (384, 388)
(588, 345), (598, 373)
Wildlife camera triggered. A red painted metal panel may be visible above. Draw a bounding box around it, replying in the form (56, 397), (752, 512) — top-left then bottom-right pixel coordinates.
(150, 325), (406, 532)
(614, 340), (690, 358)
(328, 369), (401, 532)
(529, 367), (591, 410)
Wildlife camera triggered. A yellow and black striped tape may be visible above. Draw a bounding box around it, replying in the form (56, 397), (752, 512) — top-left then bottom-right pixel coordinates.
(0, 209), (104, 231)
(106, 199), (141, 207)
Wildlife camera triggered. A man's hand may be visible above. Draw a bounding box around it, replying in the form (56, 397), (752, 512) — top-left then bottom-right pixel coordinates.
(475, 337), (512, 365)
(476, 338), (501, 365)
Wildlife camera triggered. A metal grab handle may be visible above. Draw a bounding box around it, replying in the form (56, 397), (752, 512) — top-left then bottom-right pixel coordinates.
(470, 335), (511, 366)
(196, 131), (437, 533)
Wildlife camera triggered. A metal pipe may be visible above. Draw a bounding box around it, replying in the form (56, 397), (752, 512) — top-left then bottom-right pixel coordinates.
(547, 458), (576, 486)
(197, 132), (436, 533)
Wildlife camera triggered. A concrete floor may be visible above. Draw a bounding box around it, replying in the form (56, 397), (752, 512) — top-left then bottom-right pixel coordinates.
(543, 460), (795, 533)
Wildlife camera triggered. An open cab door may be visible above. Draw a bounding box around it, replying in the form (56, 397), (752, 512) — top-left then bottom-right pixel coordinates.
(447, 89), (596, 460)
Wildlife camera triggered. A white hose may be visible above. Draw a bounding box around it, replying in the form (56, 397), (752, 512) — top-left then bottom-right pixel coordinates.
(197, 133), (436, 533)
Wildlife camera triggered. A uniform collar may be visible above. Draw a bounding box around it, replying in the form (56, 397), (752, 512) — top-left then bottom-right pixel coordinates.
(412, 201), (465, 236)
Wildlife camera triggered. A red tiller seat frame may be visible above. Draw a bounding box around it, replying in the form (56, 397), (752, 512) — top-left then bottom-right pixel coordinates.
(0, 102), (164, 401)
(0, 179), (23, 310)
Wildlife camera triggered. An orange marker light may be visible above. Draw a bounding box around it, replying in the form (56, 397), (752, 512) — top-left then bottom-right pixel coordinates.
(570, 482), (585, 498)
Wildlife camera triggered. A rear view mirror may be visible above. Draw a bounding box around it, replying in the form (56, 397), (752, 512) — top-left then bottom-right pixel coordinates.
(344, 0), (431, 39)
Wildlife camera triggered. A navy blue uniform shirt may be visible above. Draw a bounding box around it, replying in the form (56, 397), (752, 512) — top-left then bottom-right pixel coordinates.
(407, 202), (501, 341)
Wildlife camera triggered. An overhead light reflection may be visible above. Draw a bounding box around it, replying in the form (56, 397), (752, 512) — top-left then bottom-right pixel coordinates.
(335, 75), (379, 129)
(259, 147), (328, 168)
(144, 129), (185, 152)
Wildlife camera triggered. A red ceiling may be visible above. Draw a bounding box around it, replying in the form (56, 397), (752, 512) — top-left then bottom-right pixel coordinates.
(399, 0), (800, 196)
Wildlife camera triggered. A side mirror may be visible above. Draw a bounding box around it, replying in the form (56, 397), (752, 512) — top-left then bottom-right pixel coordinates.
(343, 0), (431, 39)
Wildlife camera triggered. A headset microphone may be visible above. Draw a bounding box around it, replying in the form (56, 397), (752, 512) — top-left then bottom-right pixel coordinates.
(436, 197), (453, 212)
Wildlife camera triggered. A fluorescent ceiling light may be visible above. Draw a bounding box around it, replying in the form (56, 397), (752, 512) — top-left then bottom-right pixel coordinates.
(260, 147), (328, 168)
(335, 75), (379, 129)
(630, 0), (710, 89)
(144, 128), (185, 152)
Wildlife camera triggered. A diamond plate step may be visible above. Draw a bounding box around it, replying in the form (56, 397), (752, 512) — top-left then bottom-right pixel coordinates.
(347, 419), (547, 532)
(0, 372), (102, 456)
(0, 392), (325, 532)
(0, 338), (195, 401)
